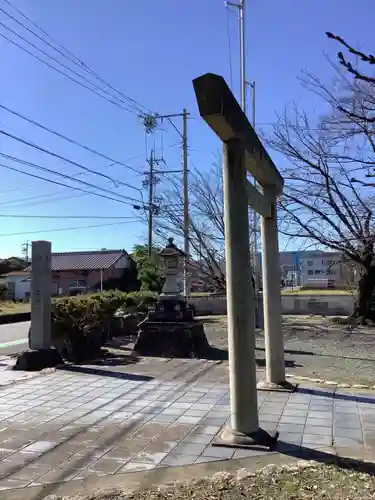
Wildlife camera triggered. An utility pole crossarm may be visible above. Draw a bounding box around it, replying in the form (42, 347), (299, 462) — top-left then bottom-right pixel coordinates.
(193, 72), (283, 193)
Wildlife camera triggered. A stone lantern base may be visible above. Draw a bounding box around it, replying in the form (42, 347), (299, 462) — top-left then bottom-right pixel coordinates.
(133, 297), (210, 358)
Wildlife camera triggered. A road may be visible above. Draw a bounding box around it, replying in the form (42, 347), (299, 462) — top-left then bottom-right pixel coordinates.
(0, 321), (30, 355)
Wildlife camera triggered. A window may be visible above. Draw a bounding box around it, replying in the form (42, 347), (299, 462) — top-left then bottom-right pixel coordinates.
(307, 260), (313, 266)
(308, 270), (314, 275)
(314, 270), (322, 275)
(326, 269), (335, 275)
(68, 279), (86, 289)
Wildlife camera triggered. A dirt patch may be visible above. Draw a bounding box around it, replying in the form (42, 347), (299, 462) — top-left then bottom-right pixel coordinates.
(62, 462), (375, 500)
(202, 315), (375, 386)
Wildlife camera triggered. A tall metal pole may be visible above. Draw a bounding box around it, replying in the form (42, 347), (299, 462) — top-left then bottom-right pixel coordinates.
(147, 150), (154, 258)
(182, 109), (189, 296)
(225, 0), (245, 113)
(239, 0), (246, 113)
(250, 81), (258, 287)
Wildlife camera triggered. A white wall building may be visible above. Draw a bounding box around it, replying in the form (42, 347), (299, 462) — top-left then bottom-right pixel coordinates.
(1, 271), (30, 300)
(299, 251), (341, 287)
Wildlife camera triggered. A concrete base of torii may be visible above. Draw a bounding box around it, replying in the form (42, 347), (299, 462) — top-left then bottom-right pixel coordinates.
(212, 426), (278, 450)
(257, 380), (297, 393)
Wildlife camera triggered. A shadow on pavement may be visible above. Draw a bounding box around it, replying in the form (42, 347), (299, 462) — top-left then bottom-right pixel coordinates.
(255, 346), (375, 364)
(276, 440), (375, 475)
(297, 386), (375, 405)
(25, 361), (220, 500)
(86, 351), (139, 367)
(57, 364), (153, 381)
(201, 347), (302, 368)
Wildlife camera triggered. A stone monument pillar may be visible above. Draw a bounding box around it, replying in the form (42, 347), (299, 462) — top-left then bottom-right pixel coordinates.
(30, 240), (52, 350)
(14, 240), (63, 371)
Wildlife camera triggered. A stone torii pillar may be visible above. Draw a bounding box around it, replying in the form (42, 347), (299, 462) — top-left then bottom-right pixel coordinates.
(193, 73), (292, 448)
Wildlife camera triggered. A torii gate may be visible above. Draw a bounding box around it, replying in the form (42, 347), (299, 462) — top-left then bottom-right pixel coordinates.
(193, 73), (292, 449)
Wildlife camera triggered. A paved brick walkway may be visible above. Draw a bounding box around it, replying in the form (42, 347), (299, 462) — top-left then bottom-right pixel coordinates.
(0, 356), (37, 387)
(0, 358), (374, 491)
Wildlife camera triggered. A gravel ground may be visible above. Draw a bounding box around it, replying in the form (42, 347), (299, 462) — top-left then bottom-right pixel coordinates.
(60, 461), (375, 500)
(202, 315), (375, 386)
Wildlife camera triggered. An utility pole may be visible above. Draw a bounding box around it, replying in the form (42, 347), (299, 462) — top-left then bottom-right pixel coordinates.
(21, 241), (30, 265)
(225, 0), (246, 112)
(239, 0), (246, 112)
(226, 0), (261, 288)
(182, 109), (189, 297)
(147, 150), (154, 258)
(141, 110), (190, 294)
(246, 80), (258, 285)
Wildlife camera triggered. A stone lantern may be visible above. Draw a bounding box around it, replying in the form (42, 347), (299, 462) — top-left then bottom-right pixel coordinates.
(158, 237), (183, 299)
(133, 237), (211, 358)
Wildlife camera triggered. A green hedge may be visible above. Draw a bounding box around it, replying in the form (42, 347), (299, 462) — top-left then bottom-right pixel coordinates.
(51, 290), (158, 362)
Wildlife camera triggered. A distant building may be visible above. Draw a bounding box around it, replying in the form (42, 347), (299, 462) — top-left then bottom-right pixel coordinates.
(255, 250), (360, 288)
(0, 270), (30, 300)
(1, 249), (132, 299)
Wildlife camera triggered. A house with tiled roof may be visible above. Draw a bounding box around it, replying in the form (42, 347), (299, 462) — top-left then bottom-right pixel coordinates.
(3, 249), (132, 298)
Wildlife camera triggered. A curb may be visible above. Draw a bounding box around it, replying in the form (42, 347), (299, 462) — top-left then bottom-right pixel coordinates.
(286, 373), (374, 390)
(0, 312), (30, 325)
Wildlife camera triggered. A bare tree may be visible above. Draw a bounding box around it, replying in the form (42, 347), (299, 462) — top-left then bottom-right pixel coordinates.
(327, 32), (375, 122)
(267, 67), (375, 322)
(154, 160), (255, 292)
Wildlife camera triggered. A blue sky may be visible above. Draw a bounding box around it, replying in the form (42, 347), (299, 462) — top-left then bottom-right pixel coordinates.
(0, 0), (373, 258)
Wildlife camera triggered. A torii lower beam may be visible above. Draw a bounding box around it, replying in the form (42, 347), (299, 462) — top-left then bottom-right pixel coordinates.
(193, 73), (291, 449)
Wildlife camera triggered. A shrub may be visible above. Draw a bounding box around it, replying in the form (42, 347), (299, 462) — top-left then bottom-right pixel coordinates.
(52, 296), (105, 362)
(126, 291), (158, 313)
(51, 290), (159, 361)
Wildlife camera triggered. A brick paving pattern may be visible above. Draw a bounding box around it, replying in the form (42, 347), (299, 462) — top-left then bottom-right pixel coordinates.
(0, 358), (374, 490)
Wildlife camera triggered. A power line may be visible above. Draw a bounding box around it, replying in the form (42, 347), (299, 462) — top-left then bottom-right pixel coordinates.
(0, 162), (142, 207)
(2, 0), (152, 115)
(0, 20), (139, 114)
(0, 153), (143, 205)
(0, 219), (140, 237)
(0, 131), (142, 193)
(0, 191), (77, 206)
(0, 103), (143, 174)
(0, 214), (138, 220)
(0, 31), (139, 114)
(0, 192), (83, 208)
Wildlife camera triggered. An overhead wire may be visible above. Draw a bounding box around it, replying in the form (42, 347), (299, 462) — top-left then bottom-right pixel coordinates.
(0, 192), (83, 208)
(0, 0), (153, 115)
(0, 214), (139, 219)
(0, 31), (139, 115)
(0, 20), (139, 114)
(0, 103), (143, 175)
(0, 153), (143, 205)
(0, 130), (142, 192)
(0, 162), (143, 207)
(0, 191), (78, 206)
(0, 220), (140, 238)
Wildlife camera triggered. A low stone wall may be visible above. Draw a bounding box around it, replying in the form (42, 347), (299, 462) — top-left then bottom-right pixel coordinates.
(188, 295), (228, 316)
(188, 294), (355, 317)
